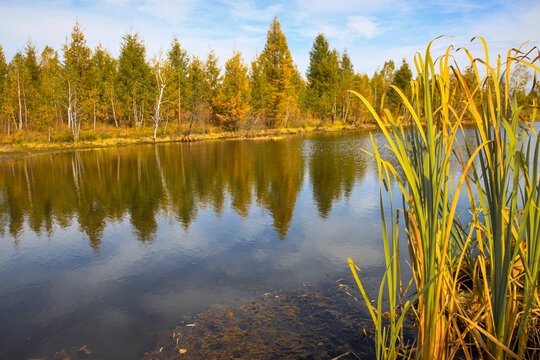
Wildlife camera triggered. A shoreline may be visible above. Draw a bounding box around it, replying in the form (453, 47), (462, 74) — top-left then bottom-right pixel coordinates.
(0, 123), (378, 158)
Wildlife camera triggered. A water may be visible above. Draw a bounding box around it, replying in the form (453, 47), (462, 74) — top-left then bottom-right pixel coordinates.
(0, 129), (479, 359)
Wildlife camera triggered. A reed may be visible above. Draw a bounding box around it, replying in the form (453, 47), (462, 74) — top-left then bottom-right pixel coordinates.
(348, 38), (539, 360)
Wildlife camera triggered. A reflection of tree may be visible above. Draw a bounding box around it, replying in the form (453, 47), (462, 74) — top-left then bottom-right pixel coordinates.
(254, 139), (304, 240)
(309, 134), (368, 218)
(0, 133), (375, 249)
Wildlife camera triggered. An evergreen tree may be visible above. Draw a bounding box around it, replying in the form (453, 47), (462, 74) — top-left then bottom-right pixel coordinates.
(249, 53), (266, 115)
(24, 41), (41, 86)
(186, 56), (208, 131)
(306, 34), (331, 118)
(203, 49), (221, 121)
(92, 45), (118, 127)
(63, 22), (93, 140)
(305, 34), (342, 120)
(0, 46), (6, 80)
(37, 46), (61, 139)
(388, 58), (412, 108)
(117, 32), (153, 127)
(259, 17), (298, 127)
(167, 38), (190, 127)
(324, 49), (340, 121)
(338, 50), (355, 122)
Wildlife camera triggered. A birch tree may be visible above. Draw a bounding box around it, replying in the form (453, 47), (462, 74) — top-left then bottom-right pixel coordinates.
(63, 22), (92, 141)
(151, 51), (169, 140)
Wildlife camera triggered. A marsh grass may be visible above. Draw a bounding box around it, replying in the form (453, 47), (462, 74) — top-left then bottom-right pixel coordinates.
(348, 38), (540, 359)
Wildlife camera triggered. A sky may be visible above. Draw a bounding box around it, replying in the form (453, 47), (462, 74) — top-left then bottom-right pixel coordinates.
(0, 0), (538, 76)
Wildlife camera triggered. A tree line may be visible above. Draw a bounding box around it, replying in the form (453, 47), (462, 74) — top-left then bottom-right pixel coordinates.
(0, 17), (537, 142)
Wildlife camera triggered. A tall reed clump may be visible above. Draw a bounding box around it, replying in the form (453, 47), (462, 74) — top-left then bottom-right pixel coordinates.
(348, 38), (539, 360)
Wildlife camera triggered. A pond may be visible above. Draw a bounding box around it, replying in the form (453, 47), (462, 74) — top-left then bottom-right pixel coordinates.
(0, 129), (463, 359)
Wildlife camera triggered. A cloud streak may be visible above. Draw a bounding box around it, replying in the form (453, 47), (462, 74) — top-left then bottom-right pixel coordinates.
(0, 0), (537, 76)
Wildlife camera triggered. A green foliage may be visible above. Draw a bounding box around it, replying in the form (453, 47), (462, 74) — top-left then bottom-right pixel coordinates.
(116, 32), (154, 127)
(92, 44), (117, 126)
(36, 46), (61, 135)
(249, 53), (266, 114)
(387, 58), (412, 107)
(63, 22), (93, 140)
(166, 38), (190, 127)
(204, 49), (222, 119)
(305, 34), (341, 120)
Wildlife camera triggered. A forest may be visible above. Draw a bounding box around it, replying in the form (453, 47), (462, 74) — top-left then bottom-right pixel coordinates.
(0, 17), (538, 144)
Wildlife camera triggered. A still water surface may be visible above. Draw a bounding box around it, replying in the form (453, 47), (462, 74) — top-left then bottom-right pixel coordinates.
(0, 131), (405, 359)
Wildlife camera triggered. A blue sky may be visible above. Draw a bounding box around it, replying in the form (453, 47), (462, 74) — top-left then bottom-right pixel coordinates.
(0, 0), (538, 76)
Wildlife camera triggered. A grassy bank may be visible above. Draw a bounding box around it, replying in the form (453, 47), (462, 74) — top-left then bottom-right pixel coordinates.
(0, 121), (376, 156)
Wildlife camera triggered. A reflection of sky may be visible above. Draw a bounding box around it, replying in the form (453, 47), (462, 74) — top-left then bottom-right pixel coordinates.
(0, 130), (471, 359)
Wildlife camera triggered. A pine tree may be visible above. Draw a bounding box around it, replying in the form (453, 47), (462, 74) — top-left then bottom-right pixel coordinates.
(220, 50), (250, 130)
(167, 38), (190, 128)
(117, 32), (153, 127)
(259, 17), (298, 127)
(0, 46), (6, 80)
(305, 34), (341, 120)
(92, 45), (118, 127)
(339, 51), (355, 122)
(306, 34), (330, 117)
(203, 49), (221, 122)
(63, 22), (93, 140)
(186, 56), (208, 133)
(249, 53), (266, 115)
(388, 58), (412, 108)
(37, 46), (61, 140)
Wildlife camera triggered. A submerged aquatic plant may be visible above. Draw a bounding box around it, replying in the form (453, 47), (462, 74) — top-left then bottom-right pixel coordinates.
(348, 38), (540, 360)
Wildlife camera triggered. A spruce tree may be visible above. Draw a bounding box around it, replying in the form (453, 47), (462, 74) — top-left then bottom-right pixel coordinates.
(117, 32), (153, 127)
(305, 34), (341, 120)
(167, 38), (189, 127)
(186, 56), (207, 131)
(389, 58), (412, 108)
(249, 53), (265, 115)
(92, 45), (117, 126)
(203, 49), (221, 121)
(306, 34), (330, 117)
(339, 51), (355, 122)
(63, 22), (92, 140)
(37, 46), (61, 139)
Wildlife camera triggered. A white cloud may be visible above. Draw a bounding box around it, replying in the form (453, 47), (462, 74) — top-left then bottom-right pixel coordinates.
(0, 0), (538, 76)
(347, 15), (380, 39)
